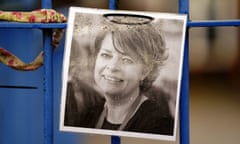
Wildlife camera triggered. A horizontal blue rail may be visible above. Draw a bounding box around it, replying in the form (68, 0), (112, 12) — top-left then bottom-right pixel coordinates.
(188, 20), (240, 27)
(0, 22), (66, 29)
(1, 20), (240, 29)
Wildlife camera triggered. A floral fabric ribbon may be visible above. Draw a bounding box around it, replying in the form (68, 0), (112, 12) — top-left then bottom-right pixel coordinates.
(0, 9), (66, 71)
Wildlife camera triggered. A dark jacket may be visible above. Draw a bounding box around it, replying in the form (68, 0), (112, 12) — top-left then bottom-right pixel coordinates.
(64, 79), (174, 136)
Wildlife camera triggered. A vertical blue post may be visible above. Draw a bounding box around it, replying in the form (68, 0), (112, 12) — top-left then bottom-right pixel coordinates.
(179, 0), (189, 15)
(179, 0), (190, 144)
(111, 136), (121, 144)
(43, 29), (54, 144)
(109, 0), (117, 10)
(109, 0), (121, 144)
(42, 0), (53, 144)
(41, 0), (52, 9)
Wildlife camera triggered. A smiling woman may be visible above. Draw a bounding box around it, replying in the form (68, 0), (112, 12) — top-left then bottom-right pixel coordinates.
(64, 19), (173, 135)
(94, 24), (172, 133)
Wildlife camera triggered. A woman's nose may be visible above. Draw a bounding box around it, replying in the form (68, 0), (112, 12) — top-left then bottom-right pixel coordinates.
(106, 58), (120, 72)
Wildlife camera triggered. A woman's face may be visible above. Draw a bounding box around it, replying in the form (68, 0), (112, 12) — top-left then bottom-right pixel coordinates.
(94, 33), (147, 98)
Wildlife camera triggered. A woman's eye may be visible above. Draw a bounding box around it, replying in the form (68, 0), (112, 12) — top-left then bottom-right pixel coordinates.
(121, 57), (134, 64)
(100, 53), (111, 59)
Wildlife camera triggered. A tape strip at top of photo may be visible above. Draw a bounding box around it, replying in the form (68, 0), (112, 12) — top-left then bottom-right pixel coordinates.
(103, 13), (154, 25)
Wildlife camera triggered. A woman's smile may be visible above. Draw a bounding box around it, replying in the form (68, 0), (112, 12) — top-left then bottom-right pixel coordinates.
(102, 75), (123, 83)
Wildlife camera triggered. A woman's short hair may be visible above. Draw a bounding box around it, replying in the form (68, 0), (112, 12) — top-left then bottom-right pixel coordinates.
(94, 23), (168, 92)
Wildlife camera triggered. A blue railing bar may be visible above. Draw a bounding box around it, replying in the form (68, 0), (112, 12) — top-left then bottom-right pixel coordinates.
(179, 0), (190, 144)
(109, 0), (117, 10)
(41, 0), (52, 9)
(43, 30), (54, 144)
(109, 0), (121, 144)
(180, 30), (190, 144)
(111, 136), (121, 144)
(0, 22), (67, 29)
(188, 20), (240, 27)
(42, 0), (54, 144)
(179, 0), (189, 15)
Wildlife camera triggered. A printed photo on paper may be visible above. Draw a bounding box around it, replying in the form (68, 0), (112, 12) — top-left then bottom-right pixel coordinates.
(60, 7), (187, 141)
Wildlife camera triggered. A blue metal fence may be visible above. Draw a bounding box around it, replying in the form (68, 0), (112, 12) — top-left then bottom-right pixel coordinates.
(0, 0), (240, 144)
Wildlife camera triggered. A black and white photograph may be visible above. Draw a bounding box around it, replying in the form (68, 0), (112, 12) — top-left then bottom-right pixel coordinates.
(60, 7), (187, 141)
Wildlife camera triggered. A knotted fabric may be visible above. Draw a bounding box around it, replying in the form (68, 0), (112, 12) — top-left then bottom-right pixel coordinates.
(0, 9), (66, 71)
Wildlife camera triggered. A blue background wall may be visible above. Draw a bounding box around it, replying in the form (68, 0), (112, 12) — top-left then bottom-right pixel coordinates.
(0, 28), (79, 144)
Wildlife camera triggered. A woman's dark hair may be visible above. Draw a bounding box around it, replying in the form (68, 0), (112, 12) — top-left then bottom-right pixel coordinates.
(94, 23), (168, 92)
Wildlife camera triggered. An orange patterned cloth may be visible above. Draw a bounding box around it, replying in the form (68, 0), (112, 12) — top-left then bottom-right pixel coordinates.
(0, 9), (66, 23)
(0, 9), (66, 71)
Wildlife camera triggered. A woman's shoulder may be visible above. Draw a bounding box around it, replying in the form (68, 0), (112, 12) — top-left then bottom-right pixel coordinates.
(65, 79), (105, 128)
(125, 98), (174, 135)
(138, 98), (172, 118)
